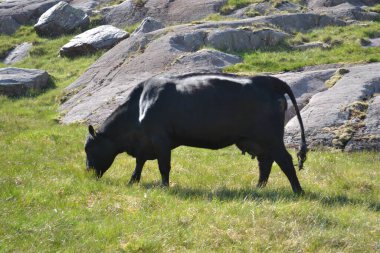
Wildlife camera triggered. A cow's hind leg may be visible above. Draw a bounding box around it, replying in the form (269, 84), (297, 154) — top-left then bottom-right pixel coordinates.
(157, 149), (171, 187)
(129, 158), (146, 184)
(272, 145), (303, 194)
(257, 154), (274, 188)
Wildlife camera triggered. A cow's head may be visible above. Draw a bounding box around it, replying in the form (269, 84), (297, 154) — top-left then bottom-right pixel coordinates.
(85, 125), (117, 178)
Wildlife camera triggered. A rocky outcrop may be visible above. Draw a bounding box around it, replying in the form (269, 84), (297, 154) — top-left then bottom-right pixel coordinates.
(0, 67), (51, 96)
(0, 0), (60, 35)
(34, 1), (89, 37)
(58, 12), (347, 124)
(284, 63), (380, 151)
(306, 0), (377, 9)
(345, 95), (380, 151)
(132, 17), (164, 35)
(313, 3), (379, 21)
(59, 25), (129, 57)
(261, 13), (346, 33)
(195, 13), (346, 33)
(206, 28), (288, 52)
(169, 49), (242, 73)
(275, 68), (337, 123)
(229, 1), (303, 19)
(3, 42), (32, 65)
(101, 0), (227, 28)
(229, 0), (378, 22)
(69, 0), (115, 14)
(306, 0), (379, 21)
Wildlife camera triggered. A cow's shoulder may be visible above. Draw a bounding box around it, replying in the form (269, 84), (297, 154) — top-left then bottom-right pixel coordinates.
(139, 76), (177, 122)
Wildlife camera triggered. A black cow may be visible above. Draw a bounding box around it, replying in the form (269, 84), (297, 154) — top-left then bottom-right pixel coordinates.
(85, 73), (307, 193)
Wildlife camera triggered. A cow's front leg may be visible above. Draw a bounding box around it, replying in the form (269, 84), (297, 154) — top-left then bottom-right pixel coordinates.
(129, 158), (146, 184)
(157, 149), (171, 187)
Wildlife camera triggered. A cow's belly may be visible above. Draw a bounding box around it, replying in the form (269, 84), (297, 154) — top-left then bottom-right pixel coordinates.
(170, 125), (250, 150)
(174, 135), (237, 150)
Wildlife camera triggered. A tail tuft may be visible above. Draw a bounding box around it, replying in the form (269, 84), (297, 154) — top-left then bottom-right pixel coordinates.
(297, 142), (308, 170)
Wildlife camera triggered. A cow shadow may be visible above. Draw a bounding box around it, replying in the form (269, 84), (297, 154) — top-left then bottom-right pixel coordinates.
(140, 182), (380, 212)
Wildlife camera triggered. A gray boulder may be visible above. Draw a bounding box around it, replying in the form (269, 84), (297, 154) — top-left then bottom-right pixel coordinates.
(229, 1), (303, 19)
(132, 17), (164, 35)
(285, 63), (380, 150)
(3, 42), (33, 65)
(69, 0), (115, 14)
(262, 13), (346, 33)
(206, 28), (289, 52)
(69, 0), (98, 14)
(169, 31), (208, 52)
(0, 0), (60, 35)
(275, 68), (336, 123)
(59, 25), (129, 57)
(169, 49), (242, 73)
(314, 3), (379, 21)
(276, 1), (304, 12)
(34, 1), (89, 37)
(0, 67), (51, 96)
(365, 38), (380, 47)
(101, 0), (226, 28)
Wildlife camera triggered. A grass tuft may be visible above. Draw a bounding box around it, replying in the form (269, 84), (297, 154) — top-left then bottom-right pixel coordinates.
(367, 4), (380, 13)
(325, 68), (350, 88)
(125, 22), (142, 34)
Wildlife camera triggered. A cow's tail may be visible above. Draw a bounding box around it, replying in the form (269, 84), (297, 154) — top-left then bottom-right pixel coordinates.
(278, 79), (308, 170)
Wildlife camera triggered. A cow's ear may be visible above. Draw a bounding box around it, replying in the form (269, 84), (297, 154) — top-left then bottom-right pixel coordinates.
(88, 125), (96, 137)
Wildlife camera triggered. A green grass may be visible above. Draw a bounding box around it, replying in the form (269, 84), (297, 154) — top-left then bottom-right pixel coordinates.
(125, 22), (142, 34)
(0, 26), (39, 59)
(220, 0), (304, 14)
(225, 22), (380, 74)
(96, 0), (125, 9)
(1, 123), (379, 252)
(202, 13), (238, 22)
(220, 0), (262, 14)
(1, 24), (380, 252)
(0, 26), (102, 70)
(367, 4), (380, 13)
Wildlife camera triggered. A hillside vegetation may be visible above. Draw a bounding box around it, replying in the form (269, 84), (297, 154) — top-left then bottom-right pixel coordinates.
(0, 8), (380, 253)
(220, 0), (304, 14)
(226, 22), (380, 73)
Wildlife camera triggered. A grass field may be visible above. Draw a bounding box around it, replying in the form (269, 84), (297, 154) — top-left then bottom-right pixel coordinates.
(1, 117), (379, 252)
(0, 23), (380, 252)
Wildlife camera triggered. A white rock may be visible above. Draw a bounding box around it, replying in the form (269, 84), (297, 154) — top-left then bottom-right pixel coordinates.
(60, 25), (129, 57)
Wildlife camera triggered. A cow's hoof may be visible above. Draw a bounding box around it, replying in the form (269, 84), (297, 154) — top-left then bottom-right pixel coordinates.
(128, 178), (139, 185)
(161, 182), (170, 187)
(256, 182), (267, 188)
(294, 189), (305, 195)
